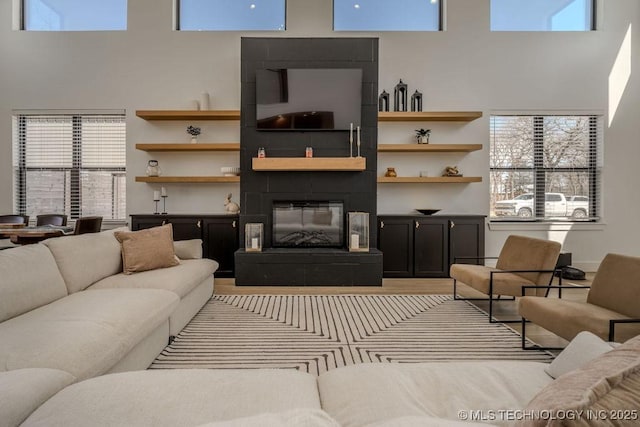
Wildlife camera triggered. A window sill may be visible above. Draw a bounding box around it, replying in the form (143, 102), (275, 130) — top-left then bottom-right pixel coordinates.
(488, 221), (606, 231)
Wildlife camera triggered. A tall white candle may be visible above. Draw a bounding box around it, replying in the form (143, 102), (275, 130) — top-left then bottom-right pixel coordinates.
(161, 187), (167, 197)
(251, 237), (259, 249)
(350, 123), (354, 143)
(153, 191), (160, 201)
(351, 234), (359, 250)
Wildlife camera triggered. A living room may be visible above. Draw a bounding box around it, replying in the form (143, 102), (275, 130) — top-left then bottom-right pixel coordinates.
(1, 1), (640, 426)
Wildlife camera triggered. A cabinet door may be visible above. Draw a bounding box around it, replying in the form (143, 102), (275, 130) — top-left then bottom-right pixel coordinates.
(131, 217), (165, 231)
(378, 217), (413, 277)
(166, 218), (203, 241)
(414, 218), (449, 277)
(203, 217), (239, 277)
(449, 217), (485, 267)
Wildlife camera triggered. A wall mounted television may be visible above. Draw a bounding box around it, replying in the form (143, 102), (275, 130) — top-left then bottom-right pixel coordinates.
(256, 68), (362, 130)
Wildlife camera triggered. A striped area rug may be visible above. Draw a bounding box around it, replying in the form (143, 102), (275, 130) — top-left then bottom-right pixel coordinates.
(151, 295), (553, 375)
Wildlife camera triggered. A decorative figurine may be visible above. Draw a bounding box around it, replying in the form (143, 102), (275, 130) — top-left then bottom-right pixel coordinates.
(378, 90), (390, 112)
(384, 167), (397, 177)
(411, 90), (423, 112)
(224, 193), (240, 214)
(443, 166), (462, 177)
(415, 128), (431, 144)
(394, 79), (408, 112)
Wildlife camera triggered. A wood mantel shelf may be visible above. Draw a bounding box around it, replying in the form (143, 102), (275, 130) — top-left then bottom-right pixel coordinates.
(252, 157), (366, 171)
(377, 144), (482, 152)
(136, 143), (240, 152)
(377, 176), (482, 183)
(136, 110), (241, 120)
(135, 176), (240, 183)
(378, 111), (483, 122)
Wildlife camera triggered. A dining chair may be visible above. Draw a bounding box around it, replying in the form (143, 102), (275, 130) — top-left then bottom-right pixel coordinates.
(73, 216), (103, 235)
(0, 215), (29, 225)
(36, 214), (68, 226)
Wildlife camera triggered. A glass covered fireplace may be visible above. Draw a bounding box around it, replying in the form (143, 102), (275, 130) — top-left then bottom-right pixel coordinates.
(272, 201), (344, 248)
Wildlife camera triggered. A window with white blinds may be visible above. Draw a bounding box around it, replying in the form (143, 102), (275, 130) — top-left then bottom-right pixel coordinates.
(490, 115), (601, 222)
(12, 113), (126, 221)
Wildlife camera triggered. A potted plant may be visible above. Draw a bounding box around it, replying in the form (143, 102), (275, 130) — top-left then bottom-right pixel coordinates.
(187, 126), (201, 143)
(415, 128), (431, 144)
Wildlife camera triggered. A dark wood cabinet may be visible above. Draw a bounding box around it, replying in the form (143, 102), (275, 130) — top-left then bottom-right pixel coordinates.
(378, 215), (485, 278)
(203, 217), (239, 277)
(130, 214), (239, 277)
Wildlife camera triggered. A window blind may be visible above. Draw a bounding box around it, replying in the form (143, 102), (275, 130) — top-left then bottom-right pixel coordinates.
(489, 114), (602, 222)
(13, 113), (126, 221)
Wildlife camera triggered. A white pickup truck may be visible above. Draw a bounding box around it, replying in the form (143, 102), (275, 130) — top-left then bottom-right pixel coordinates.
(494, 193), (589, 218)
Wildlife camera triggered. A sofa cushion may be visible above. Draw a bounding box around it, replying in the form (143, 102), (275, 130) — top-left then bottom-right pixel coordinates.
(174, 239), (203, 259)
(114, 224), (180, 274)
(0, 288), (178, 381)
(89, 259), (218, 299)
(0, 368), (76, 427)
(197, 409), (340, 427)
(519, 335), (640, 427)
(519, 296), (640, 342)
(449, 264), (537, 296)
(0, 244), (68, 322)
(318, 361), (552, 427)
(22, 369), (321, 427)
(43, 228), (124, 294)
(545, 331), (614, 379)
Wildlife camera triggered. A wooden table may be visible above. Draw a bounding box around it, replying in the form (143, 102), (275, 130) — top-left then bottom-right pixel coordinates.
(0, 226), (72, 245)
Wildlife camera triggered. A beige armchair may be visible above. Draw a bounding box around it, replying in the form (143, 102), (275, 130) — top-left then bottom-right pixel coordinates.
(520, 253), (640, 348)
(450, 235), (561, 323)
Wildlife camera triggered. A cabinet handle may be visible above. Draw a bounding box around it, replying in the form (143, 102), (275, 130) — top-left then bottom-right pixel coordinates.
(197, 220), (201, 228)
(161, 220), (166, 226)
(450, 221), (455, 229)
(415, 221), (420, 229)
(232, 220), (236, 228)
(380, 221), (384, 229)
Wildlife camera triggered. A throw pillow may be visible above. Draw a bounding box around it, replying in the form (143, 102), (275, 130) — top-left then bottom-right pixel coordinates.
(518, 335), (640, 427)
(545, 331), (614, 379)
(114, 224), (179, 274)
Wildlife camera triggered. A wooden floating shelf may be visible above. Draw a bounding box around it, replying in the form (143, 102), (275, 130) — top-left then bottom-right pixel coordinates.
(136, 143), (240, 152)
(378, 111), (483, 122)
(252, 157), (366, 171)
(135, 176), (240, 183)
(377, 144), (482, 153)
(377, 176), (482, 183)
(136, 110), (240, 121)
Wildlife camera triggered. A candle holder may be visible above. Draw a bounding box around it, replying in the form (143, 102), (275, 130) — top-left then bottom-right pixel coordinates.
(161, 195), (168, 214)
(348, 212), (369, 252)
(349, 123), (354, 158)
(356, 126), (362, 157)
(245, 223), (263, 252)
(153, 190), (160, 215)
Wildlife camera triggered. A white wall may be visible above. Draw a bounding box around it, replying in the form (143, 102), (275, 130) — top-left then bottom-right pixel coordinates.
(1, 0), (638, 269)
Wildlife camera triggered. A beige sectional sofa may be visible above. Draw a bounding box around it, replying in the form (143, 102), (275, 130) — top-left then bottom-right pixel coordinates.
(0, 228), (218, 426)
(3, 230), (640, 426)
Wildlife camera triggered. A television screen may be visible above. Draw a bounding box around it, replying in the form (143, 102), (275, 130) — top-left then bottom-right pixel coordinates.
(256, 68), (362, 130)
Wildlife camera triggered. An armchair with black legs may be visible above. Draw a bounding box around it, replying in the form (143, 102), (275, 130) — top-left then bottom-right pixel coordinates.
(520, 253), (640, 349)
(450, 235), (562, 323)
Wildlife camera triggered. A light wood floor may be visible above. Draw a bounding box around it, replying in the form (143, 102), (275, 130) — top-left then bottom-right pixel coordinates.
(215, 274), (594, 350)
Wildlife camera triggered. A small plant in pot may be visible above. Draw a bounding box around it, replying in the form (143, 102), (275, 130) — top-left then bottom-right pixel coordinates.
(187, 126), (201, 143)
(415, 128), (431, 144)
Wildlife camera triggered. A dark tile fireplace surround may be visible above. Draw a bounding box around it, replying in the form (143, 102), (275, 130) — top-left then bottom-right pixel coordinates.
(235, 37), (383, 286)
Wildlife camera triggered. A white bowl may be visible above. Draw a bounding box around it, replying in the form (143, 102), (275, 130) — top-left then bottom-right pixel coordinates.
(221, 167), (241, 176)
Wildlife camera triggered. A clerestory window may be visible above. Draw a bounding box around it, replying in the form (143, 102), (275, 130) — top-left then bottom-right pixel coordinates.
(22, 0), (127, 31)
(491, 0), (595, 31)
